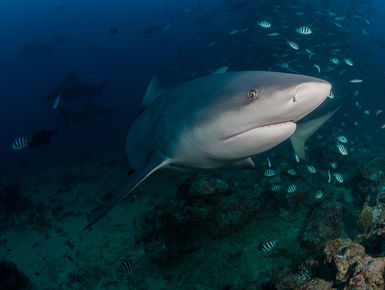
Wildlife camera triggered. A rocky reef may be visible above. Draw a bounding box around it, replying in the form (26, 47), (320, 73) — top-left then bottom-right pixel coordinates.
(324, 238), (385, 289)
(355, 201), (385, 256)
(141, 172), (263, 263)
(301, 201), (344, 249)
(356, 157), (385, 204)
(0, 260), (30, 290)
(264, 238), (385, 289)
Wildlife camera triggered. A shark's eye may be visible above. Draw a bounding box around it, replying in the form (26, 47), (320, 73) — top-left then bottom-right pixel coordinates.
(248, 89), (259, 100)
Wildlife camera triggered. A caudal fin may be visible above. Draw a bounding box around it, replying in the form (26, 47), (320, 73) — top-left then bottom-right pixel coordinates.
(290, 108), (339, 161)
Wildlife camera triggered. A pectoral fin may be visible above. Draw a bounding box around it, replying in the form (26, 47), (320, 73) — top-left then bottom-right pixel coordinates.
(290, 108), (339, 161)
(232, 158), (255, 169)
(85, 152), (169, 230)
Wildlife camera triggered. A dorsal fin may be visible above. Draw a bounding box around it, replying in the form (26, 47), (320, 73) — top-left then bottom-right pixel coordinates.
(212, 66), (228, 75)
(141, 76), (165, 109)
(290, 108), (339, 161)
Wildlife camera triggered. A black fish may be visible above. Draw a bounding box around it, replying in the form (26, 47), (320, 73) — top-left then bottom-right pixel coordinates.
(28, 128), (59, 148)
(119, 260), (134, 277)
(109, 27), (119, 36)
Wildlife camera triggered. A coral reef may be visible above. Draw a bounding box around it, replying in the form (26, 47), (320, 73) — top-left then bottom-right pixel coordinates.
(301, 201), (343, 249)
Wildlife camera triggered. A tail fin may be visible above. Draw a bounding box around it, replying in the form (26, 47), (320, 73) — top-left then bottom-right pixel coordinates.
(290, 108), (339, 161)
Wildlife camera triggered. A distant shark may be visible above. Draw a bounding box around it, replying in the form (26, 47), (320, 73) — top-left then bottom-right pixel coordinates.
(85, 70), (334, 229)
(57, 103), (115, 127)
(43, 71), (108, 104)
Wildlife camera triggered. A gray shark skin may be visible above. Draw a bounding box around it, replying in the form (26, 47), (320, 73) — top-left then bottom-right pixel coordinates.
(85, 71), (332, 229)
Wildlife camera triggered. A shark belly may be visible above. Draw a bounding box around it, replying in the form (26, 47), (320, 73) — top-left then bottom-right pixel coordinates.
(170, 120), (297, 169)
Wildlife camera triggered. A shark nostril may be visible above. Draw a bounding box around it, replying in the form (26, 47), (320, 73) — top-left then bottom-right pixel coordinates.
(292, 96), (297, 102)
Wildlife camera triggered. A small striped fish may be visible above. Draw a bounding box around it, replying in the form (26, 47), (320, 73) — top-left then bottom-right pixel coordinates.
(11, 137), (31, 150)
(120, 260), (134, 277)
(337, 136), (347, 143)
(264, 169), (276, 177)
(258, 20), (271, 28)
(334, 173), (344, 183)
(287, 184), (297, 193)
(330, 58), (340, 65)
(287, 168), (297, 176)
(126, 242), (139, 252)
(315, 190), (323, 200)
(259, 239), (278, 252)
(330, 162), (337, 169)
(271, 185), (281, 192)
(344, 58), (354, 66)
(68, 273), (82, 283)
(296, 26), (312, 35)
(336, 143), (348, 155)
(306, 165), (317, 174)
(287, 40), (299, 50)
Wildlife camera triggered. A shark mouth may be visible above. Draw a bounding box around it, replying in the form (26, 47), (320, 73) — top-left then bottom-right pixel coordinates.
(259, 120), (295, 128)
(224, 121), (295, 140)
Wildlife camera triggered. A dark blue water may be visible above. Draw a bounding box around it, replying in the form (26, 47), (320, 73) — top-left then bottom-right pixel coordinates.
(1, 0), (384, 173)
(1, 0), (385, 288)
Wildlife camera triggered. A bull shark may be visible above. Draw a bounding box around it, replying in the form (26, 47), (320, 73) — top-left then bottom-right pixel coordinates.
(85, 71), (333, 229)
(57, 103), (115, 128)
(43, 71), (108, 103)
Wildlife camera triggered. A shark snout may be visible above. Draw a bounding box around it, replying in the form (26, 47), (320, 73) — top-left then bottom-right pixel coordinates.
(291, 80), (331, 121)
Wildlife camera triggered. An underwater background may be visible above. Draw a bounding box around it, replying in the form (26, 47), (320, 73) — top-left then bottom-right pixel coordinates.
(2, 0), (385, 289)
